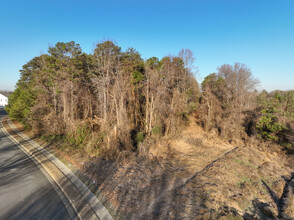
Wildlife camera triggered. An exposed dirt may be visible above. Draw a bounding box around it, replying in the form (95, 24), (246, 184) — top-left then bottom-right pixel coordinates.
(81, 122), (294, 219)
(8, 119), (294, 219)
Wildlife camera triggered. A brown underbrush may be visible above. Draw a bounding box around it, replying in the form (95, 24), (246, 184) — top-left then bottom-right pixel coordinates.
(10, 119), (294, 219)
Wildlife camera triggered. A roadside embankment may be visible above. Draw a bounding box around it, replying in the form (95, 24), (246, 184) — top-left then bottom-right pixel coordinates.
(3, 115), (294, 219)
(1, 116), (113, 220)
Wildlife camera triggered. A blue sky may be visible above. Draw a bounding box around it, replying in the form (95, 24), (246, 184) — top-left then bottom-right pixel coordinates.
(0, 0), (293, 91)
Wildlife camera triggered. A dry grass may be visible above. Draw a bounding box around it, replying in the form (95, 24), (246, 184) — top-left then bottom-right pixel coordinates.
(7, 118), (294, 219)
(149, 120), (235, 175)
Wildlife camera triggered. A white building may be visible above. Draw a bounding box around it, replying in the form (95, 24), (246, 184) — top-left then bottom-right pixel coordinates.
(0, 94), (8, 107)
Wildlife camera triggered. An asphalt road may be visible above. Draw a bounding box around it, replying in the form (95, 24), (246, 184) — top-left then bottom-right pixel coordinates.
(0, 109), (73, 220)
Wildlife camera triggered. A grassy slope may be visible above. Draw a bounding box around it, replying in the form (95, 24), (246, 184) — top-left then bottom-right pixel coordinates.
(10, 119), (294, 219)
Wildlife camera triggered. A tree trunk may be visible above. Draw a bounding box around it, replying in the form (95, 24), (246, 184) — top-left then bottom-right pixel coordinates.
(145, 78), (149, 134)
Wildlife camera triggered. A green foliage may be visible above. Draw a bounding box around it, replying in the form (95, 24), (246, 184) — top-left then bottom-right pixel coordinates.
(5, 59), (37, 126)
(94, 41), (121, 57)
(201, 73), (227, 101)
(122, 47), (144, 73)
(256, 111), (285, 141)
(201, 73), (217, 91)
(66, 124), (91, 148)
(132, 71), (144, 84)
(41, 134), (63, 143)
(48, 41), (82, 59)
(160, 56), (171, 63)
(171, 57), (184, 68)
(256, 90), (294, 149)
(177, 102), (199, 124)
(146, 57), (161, 69)
(136, 132), (144, 144)
(7, 40), (201, 160)
(152, 126), (162, 136)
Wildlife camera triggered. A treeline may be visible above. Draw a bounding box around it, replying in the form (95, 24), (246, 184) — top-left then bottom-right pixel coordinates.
(199, 69), (294, 151)
(255, 90), (294, 150)
(0, 90), (12, 97)
(6, 41), (293, 159)
(6, 41), (200, 158)
(199, 63), (259, 140)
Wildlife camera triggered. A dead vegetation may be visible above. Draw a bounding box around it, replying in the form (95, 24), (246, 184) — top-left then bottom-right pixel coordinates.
(5, 40), (294, 219)
(79, 122), (294, 219)
(7, 112), (294, 219)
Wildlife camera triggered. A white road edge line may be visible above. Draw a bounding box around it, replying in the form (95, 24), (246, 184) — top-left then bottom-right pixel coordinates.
(0, 119), (79, 219)
(1, 117), (114, 220)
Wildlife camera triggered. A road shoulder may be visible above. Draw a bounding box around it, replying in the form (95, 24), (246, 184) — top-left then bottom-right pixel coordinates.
(1, 116), (113, 220)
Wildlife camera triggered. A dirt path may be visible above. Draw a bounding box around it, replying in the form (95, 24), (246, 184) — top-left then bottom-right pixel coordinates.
(143, 146), (240, 217)
(277, 173), (294, 219)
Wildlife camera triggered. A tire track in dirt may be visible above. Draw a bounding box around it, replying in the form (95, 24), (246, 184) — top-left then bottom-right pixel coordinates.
(143, 146), (240, 217)
(177, 146), (240, 189)
(277, 172), (294, 219)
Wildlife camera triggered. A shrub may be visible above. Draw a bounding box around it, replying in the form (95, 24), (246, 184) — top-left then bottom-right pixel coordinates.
(136, 132), (144, 144)
(256, 109), (285, 141)
(256, 90), (294, 150)
(65, 124), (91, 148)
(152, 126), (162, 136)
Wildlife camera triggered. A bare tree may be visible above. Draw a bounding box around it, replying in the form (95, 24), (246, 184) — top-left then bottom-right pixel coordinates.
(217, 63), (260, 112)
